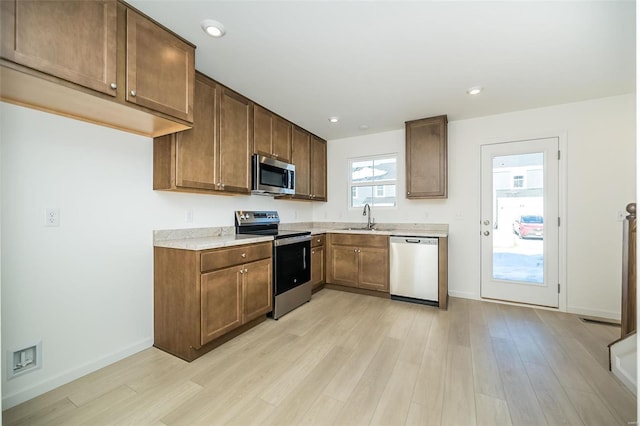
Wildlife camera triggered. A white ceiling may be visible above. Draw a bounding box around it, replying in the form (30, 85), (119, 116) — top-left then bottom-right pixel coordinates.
(128, 0), (635, 140)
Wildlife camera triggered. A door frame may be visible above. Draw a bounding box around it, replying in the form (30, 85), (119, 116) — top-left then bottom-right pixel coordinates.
(479, 131), (568, 312)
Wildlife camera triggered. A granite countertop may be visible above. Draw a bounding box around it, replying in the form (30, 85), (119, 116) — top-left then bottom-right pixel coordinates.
(154, 233), (273, 251)
(307, 227), (448, 238)
(154, 222), (448, 251)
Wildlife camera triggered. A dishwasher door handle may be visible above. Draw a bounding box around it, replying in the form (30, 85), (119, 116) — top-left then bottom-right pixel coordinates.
(405, 239), (422, 243)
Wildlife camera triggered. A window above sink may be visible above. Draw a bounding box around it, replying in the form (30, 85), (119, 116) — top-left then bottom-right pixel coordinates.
(349, 154), (397, 209)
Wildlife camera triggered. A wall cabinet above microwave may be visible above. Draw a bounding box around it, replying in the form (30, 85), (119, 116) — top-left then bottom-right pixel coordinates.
(0, 0), (195, 137)
(154, 72), (252, 195)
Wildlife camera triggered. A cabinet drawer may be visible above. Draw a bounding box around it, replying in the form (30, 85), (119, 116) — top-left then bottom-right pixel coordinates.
(201, 242), (272, 272)
(330, 233), (388, 248)
(311, 234), (325, 248)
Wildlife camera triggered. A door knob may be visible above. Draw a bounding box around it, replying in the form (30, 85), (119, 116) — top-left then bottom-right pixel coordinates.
(483, 220), (490, 226)
(483, 231), (490, 236)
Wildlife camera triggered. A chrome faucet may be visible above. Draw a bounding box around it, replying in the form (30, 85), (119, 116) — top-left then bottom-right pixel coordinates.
(362, 203), (375, 230)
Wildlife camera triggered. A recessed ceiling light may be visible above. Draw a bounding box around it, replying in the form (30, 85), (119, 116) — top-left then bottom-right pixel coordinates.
(328, 117), (339, 123)
(201, 19), (226, 38)
(467, 86), (483, 95)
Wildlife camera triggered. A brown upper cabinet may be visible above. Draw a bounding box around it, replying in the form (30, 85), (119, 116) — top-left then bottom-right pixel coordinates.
(405, 115), (448, 199)
(125, 8), (194, 123)
(0, 0), (118, 96)
(253, 105), (292, 162)
(290, 127), (327, 202)
(310, 136), (328, 201)
(0, 0), (195, 137)
(154, 72), (252, 195)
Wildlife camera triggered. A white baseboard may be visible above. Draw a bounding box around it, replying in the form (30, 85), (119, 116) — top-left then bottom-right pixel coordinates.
(2, 337), (153, 409)
(447, 290), (479, 300)
(610, 334), (637, 395)
(567, 305), (621, 321)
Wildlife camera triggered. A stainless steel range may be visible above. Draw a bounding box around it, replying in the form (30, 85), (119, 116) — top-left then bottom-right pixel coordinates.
(235, 211), (311, 319)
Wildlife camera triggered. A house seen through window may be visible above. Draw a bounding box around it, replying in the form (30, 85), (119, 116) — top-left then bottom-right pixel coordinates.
(349, 155), (397, 207)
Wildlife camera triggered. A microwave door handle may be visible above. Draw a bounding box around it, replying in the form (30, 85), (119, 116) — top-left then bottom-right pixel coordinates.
(303, 247), (306, 269)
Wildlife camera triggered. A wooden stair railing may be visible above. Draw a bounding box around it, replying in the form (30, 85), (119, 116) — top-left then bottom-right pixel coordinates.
(621, 202), (636, 337)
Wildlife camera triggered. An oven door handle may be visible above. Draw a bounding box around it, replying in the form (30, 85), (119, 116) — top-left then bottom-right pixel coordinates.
(273, 235), (312, 247)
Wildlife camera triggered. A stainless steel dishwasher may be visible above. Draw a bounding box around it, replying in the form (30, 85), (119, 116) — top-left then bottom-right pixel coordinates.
(390, 236), (439, 306)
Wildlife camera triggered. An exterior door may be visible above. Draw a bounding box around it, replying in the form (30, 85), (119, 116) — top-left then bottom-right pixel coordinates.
(481, 137), (559, 307)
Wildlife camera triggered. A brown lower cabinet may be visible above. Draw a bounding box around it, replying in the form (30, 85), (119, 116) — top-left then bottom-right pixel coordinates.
(154, 241), (272, 361)
(311, 234), (326, 290)
(327, 234), (389, 292)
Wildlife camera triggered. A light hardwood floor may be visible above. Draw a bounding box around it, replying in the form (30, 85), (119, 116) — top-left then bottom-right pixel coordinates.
(3, 290), (637, 425)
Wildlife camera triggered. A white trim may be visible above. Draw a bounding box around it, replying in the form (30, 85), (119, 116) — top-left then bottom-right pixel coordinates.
(447, 290), (479, 300)
(567, 305), (621, 321)
(2, 338), (153, 409)
(610, 334), (637, 395)
(347, 153), (398, 209)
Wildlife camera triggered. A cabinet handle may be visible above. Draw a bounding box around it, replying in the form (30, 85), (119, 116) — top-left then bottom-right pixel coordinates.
(244, 268), (248, 273)
(130, 90), (137, 97)
(312, 250), (315, 254)
(110, 82), (117, 90)
(241, 253), (246, 258)
(239, 269), (244, 274)
(407, 191), (410, 195)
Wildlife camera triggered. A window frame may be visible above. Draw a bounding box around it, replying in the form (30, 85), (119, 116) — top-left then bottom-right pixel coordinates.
(348, 153), (398, 210)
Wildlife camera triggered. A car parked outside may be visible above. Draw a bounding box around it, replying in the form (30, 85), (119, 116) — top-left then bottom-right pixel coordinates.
(513, 214), (544, 239)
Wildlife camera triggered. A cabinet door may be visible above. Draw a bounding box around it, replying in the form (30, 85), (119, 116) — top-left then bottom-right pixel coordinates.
(201, 266), (243, 345)
(126, 8), (194, 122)
(358, 247), (389, 292)
(175, 73), (217, 190)
(331, 246), (359, 287)
(218, 87), (252, 193)
(405, 115), (448, 198)
(311, 246), (325, 289)
(291, 126), (311, 198)
(253, 104), (272, 157)
(1, 0), (117, 96)
(310, 136), (327, 201)
(272, 115), (292, 162)
(243, 258), (273, 323)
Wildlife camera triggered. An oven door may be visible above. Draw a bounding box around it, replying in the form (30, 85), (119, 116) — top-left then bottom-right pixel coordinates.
(273, 236), (311, 296)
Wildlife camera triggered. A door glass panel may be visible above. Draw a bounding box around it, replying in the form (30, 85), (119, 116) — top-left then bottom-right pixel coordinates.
(492, 152), (544, 284)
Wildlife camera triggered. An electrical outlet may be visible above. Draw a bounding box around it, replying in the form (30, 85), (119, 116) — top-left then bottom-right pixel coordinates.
(45, 208), (60, 227)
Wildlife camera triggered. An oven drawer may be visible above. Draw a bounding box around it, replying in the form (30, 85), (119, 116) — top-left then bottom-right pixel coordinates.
(311, 234), (325, 248)
(201, 242), (272, 272)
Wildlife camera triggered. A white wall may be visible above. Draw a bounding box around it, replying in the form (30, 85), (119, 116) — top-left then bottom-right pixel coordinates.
(316, 93), (636, 320)
(0, 102), (314, 408)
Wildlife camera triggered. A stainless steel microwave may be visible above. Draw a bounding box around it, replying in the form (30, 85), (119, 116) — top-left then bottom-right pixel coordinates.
(252, 154), (295, 195)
